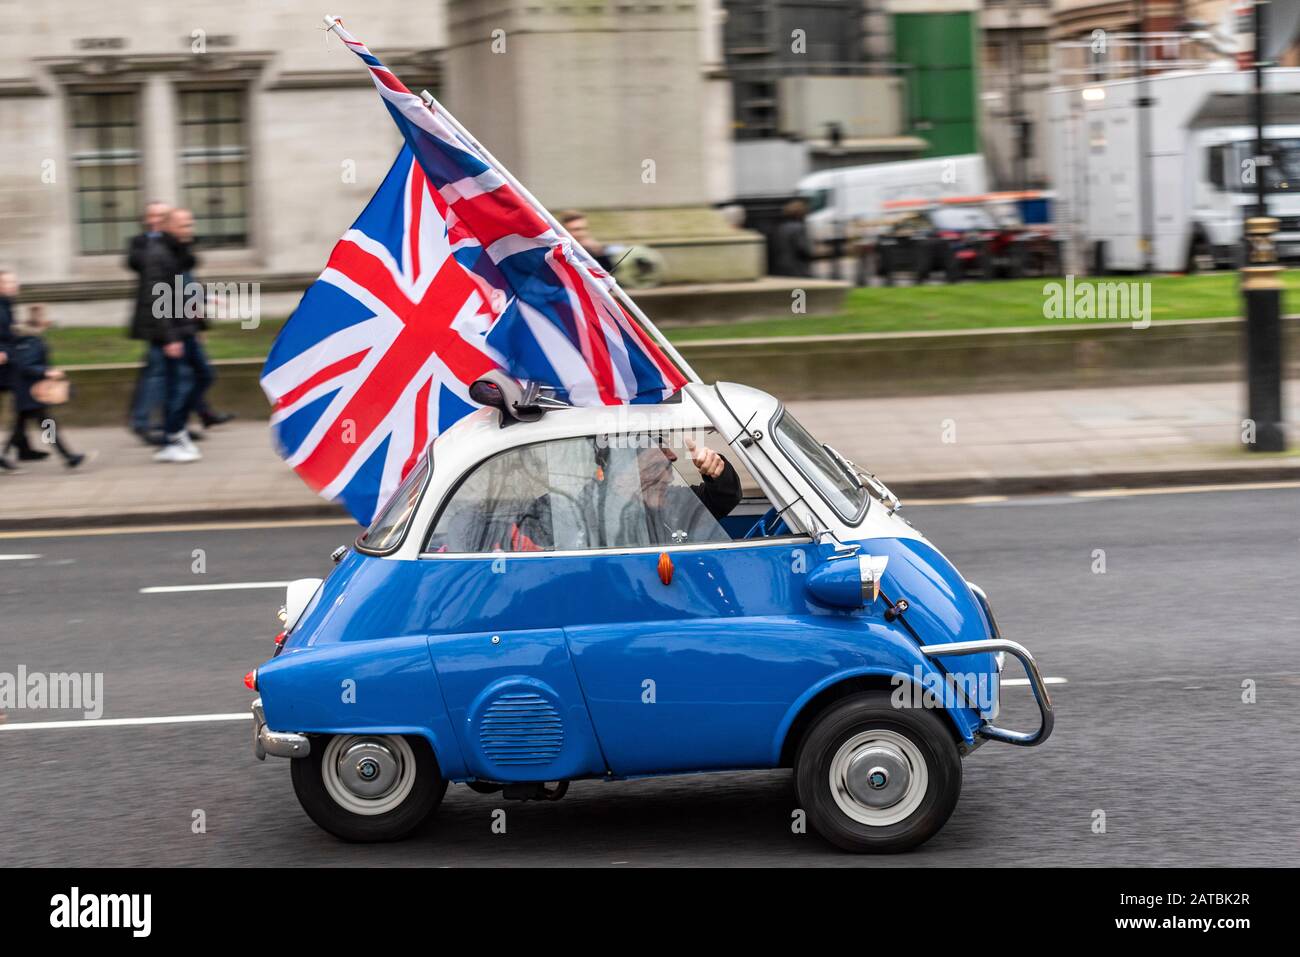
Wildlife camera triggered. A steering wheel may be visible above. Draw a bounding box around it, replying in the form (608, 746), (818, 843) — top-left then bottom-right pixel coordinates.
(743, 506), (789, 540)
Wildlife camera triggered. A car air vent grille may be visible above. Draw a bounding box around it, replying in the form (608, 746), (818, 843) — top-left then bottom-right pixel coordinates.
(479, 692), (564, 766)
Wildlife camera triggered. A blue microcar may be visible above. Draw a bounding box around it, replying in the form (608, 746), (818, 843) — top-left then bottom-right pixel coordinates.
(247, 378), (1053, 852)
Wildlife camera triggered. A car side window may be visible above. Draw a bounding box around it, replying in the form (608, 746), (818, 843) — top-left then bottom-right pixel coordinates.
(425, 435), (733, 554)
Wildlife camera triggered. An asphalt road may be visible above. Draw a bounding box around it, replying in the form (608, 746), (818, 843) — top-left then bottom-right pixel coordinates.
(1, 486), (1297, 867)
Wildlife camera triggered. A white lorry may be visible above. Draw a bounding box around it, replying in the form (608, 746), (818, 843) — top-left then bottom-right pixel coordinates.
(798, 154), (989, 245)
(1048, 67), (1300, 273)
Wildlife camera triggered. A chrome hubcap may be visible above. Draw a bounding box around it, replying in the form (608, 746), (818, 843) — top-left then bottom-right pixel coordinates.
(321, 735), (418, 816)
(338, 740), (401, 799)
(845, 747), (911, 810)
(829, 729), (928, 827)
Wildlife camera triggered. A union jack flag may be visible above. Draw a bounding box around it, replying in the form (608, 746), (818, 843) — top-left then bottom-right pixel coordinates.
(261, 19), (687, 525)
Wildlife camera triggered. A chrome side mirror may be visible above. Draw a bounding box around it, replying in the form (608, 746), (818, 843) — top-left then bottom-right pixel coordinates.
(858, 553), (889, 602)
(807, 549), (889, 609)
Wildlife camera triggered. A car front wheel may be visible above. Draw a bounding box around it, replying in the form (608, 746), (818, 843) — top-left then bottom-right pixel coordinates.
(795, 692), (961, 853)
(290, 733), (447, 842)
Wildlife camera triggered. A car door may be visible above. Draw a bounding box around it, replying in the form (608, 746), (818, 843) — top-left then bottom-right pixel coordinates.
(420, 437), (609, 783)
(557, 425), (835, 776)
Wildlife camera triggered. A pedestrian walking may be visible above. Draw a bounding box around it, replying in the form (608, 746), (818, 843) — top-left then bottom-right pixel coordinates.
(1, 269), (23, 472)
(4, 304), (89, 469)
(141, 208), (212, 463)
(126, 201), (170, 445)
(126, 203), (233, 447)
(771, 199), (813, 278)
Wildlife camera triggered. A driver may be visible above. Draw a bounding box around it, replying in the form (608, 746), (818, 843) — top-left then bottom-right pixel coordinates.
(621, 436), (742, 525)
(510, 436), (741, 551)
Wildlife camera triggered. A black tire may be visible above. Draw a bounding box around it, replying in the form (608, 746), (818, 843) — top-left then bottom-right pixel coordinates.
(943, 243), (961, 283)
(1185, 231), (1212, 274)
(1091, 241), (1108, 277)
(912, 242), (932, 284)
(1008, 243), (1028, 279)
(794, 692), (961, 853)
(290, 734), (447, 842)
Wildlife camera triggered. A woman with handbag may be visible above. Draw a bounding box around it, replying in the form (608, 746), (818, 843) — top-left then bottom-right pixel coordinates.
(5, 305), (88, 469)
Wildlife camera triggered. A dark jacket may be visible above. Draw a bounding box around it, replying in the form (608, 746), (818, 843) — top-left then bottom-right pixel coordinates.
(771, 219), (813, 278)
(126, 230), (156, 277)
(0, 296), (13, 390)
(130, 233), (201, 343)
(9, 335), (51, 413)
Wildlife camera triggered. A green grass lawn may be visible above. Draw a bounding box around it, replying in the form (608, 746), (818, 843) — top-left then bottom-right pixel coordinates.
(670, 272), (1300, 341)
(47, 318), (288, 367)
(45, 272), (1296, 365)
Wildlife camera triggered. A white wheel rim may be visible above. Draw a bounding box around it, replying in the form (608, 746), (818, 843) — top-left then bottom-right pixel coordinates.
(828, 729), (928, 827)
(321, 735), (418, 817)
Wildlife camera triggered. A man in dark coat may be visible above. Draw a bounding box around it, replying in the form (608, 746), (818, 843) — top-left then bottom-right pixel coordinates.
(142, 208), (213, 463)
(0, 270), (21, 471)
(126, 202), (170, 442)
(771, 198), (813, 278)
(126, 203), (232, 444)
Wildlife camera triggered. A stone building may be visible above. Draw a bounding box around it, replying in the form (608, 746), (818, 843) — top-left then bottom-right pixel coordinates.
(0, 0), (768, 324)
(0, 1), (448, 320)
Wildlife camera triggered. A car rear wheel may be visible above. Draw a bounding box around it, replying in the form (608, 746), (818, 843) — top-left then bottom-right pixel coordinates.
(290, 733), (447, 842)
(795, 692), (961, 853)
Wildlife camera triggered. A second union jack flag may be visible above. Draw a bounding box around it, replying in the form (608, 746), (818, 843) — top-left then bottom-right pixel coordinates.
(262, 20), (687, 525)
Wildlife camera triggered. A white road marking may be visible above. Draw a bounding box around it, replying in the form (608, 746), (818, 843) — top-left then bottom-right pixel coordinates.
(1002, 677), (1068, 686)
(0, 713), (251, 732)
(140, 581), (293, 594)
(0, 553), (42, 560)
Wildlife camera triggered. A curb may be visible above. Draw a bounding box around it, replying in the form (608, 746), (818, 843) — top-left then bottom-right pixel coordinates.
(887, 463), (1300, 501)
(3, 463), (1295, 532)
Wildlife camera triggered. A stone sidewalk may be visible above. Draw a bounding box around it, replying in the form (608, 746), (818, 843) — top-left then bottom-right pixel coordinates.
(1, 380), (1296, 529)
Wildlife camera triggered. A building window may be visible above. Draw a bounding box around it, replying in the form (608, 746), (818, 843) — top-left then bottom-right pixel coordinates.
(178, 88), (248, 248)
(69, 91), (142, 256)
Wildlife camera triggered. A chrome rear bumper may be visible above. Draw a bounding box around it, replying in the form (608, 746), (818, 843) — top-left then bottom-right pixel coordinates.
(251, 697), (311, 760)
(919, 638), (1055, 747)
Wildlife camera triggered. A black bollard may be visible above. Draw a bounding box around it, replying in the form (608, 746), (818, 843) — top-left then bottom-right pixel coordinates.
(1241, 216), (1286, 452)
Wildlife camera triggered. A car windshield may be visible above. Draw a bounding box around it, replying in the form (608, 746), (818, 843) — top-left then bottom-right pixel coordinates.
(357, 452), (431, 553)
(772, 411), (869, 522)
(802, 187), (832, 214)
(1228, 139), (1300, 192)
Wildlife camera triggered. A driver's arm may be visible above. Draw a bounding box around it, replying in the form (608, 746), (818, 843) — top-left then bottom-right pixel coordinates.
(686, 439), (742, 519)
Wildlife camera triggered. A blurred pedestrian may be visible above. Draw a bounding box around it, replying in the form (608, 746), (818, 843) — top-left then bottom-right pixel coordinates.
(559, 210), (621, 272)
(771, 199), (813, 278)
(126, 203), (233, 447)
(0, 269), (21, 472)
(126, 201), (170, 445)
(4, 304), (89, 469)
(141, 208), (212, 463)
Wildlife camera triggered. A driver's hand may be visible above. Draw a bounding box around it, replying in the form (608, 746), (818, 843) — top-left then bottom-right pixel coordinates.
(686, 437), (725, 480)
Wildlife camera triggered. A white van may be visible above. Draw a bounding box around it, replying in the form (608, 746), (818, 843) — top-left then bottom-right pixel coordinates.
(798, 155), (989, 245)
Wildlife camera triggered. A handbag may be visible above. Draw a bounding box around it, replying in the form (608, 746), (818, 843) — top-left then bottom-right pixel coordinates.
(31, 376), (70, 406)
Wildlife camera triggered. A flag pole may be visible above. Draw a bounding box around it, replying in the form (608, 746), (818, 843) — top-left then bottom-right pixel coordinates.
(415, 89), (702, 386)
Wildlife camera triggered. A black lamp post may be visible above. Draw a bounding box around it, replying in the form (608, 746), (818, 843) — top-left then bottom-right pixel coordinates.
(1242, 0), (1287, 452)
